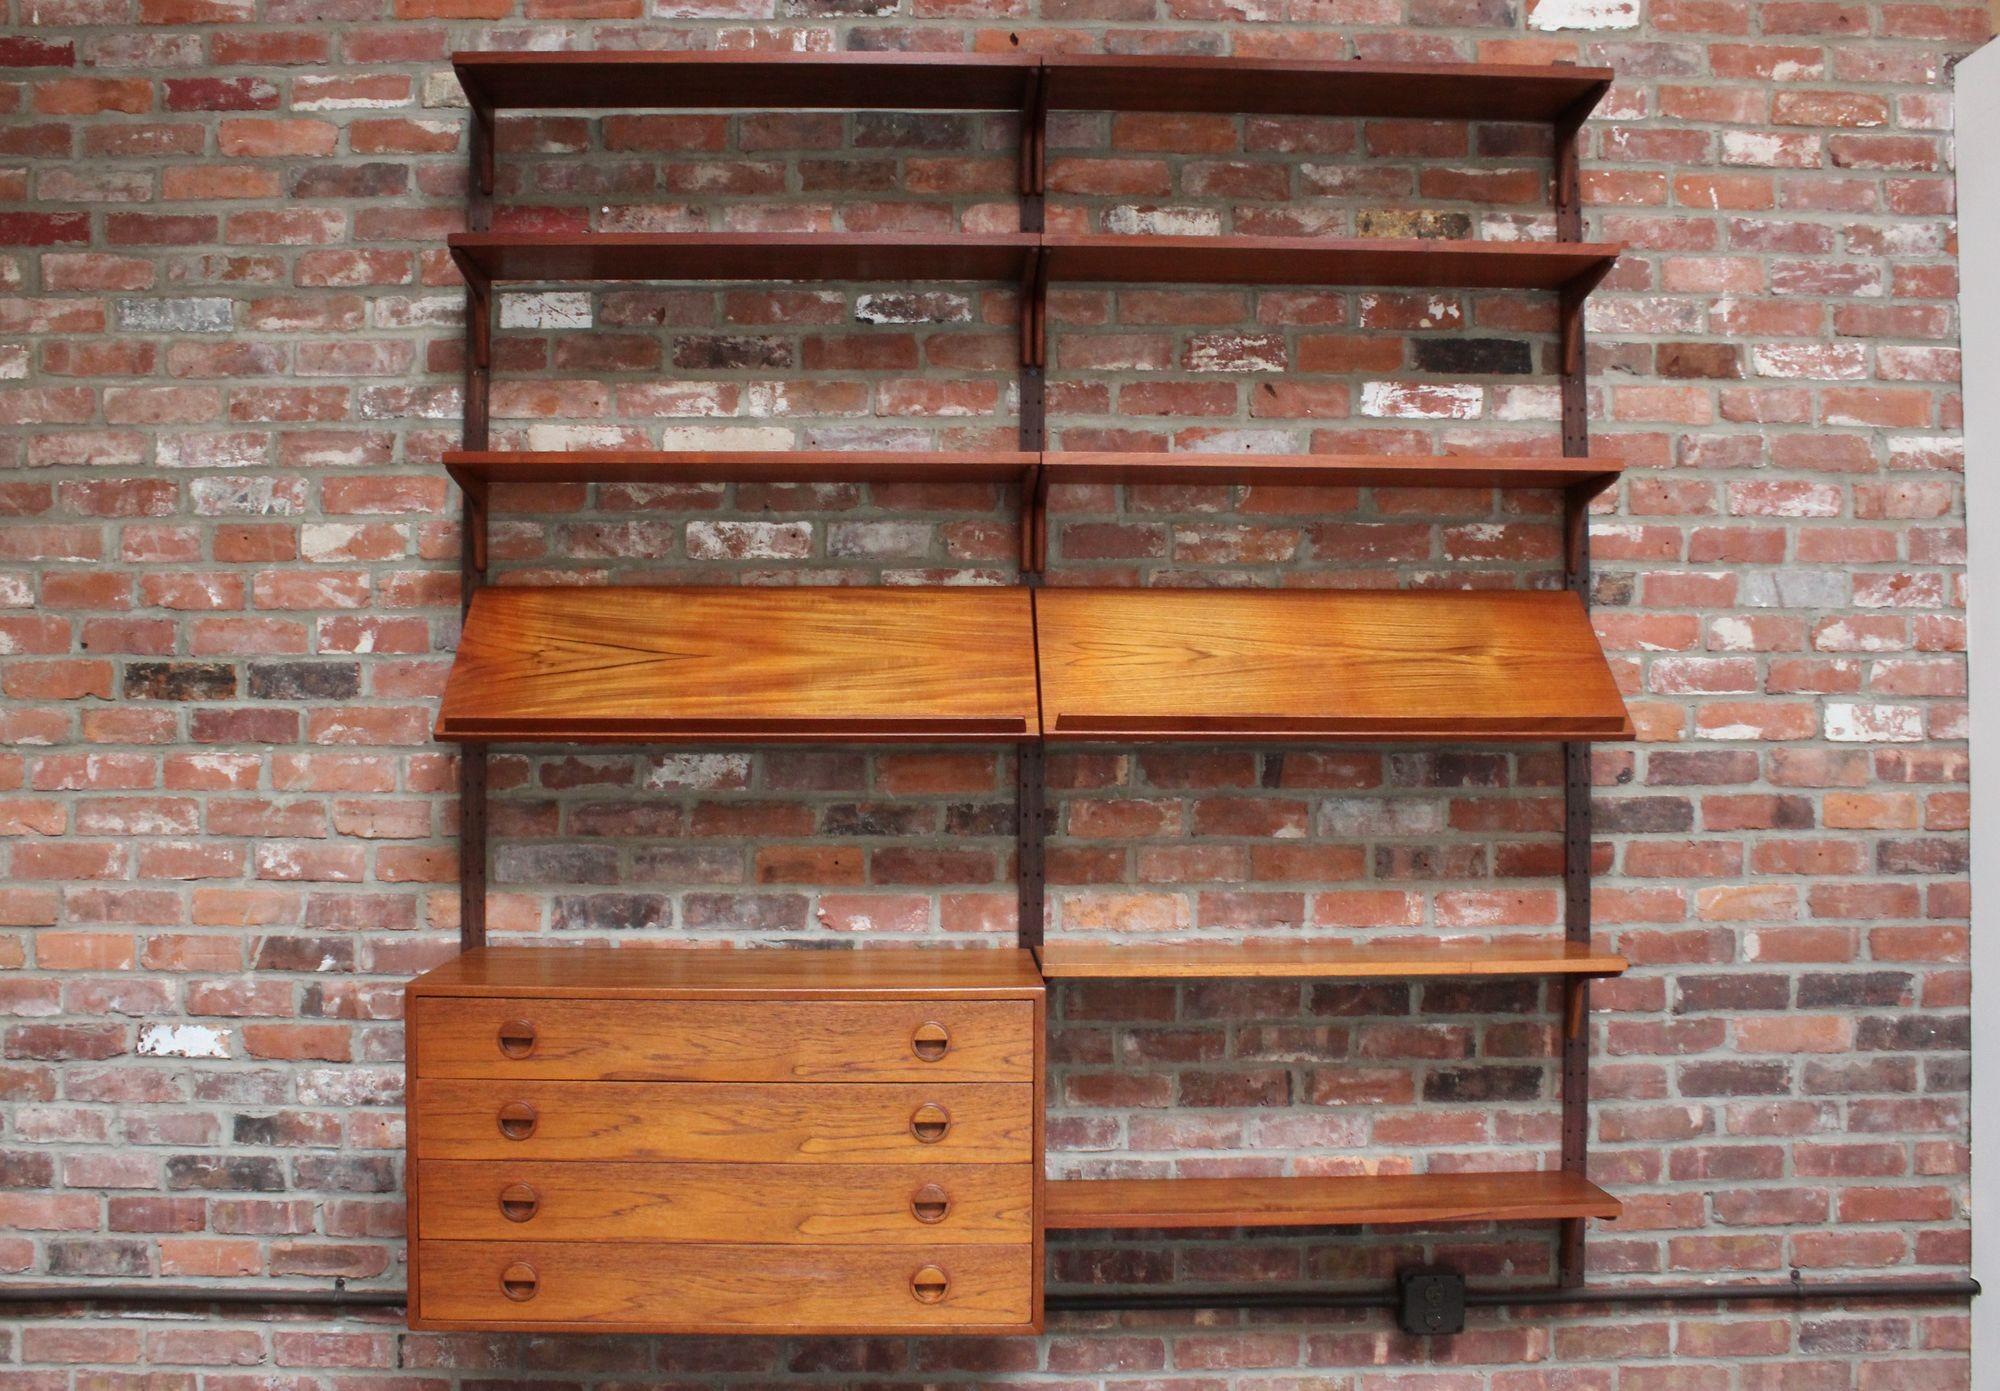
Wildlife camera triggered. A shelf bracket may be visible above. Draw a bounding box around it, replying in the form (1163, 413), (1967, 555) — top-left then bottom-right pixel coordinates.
(1016, 740), (1047, 955)
(459, 742), (488, 952)
(469, 94), (497, 201)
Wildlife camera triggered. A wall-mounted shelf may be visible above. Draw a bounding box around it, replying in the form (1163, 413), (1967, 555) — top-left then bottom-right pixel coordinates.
(452, 50), (1611, 123)
(435, 586), (1040, 743)
(448, 232), (1038, 286)
(1035, 940), (1627, 981)
(432, 43), (1632, 1325)
(1038, 452), (1621, 497)
(1042, 235), (1620, 293)
(1043, 1172), (1621, 1232)
(1034, 588), (1632, 742)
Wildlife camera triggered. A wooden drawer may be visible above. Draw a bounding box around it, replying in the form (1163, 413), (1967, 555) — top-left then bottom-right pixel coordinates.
(411, 997), (1034, 1083)
(414, 1160), (1032, 1244)
(412, 1080), (1033, 1164)
(413, 1240), (1035, 1333)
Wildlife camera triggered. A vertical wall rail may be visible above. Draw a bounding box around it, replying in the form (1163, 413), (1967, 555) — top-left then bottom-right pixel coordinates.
(1554, 98), (1596, 1287)
(457, 97), (496, 955)
(1016, 77), (1051, 958)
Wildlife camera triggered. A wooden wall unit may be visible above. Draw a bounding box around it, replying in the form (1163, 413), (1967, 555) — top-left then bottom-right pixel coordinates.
(422, 47), (1632, 1333)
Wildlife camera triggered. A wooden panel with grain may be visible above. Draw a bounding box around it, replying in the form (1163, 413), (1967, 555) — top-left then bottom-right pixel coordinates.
(406, 945), (1047, 1001)
(1034, 588), (1632, 741)
(412, 1080), (1035, 1164)
(413, 1240), (1036, 1332)
(1043, 1171), (1622, 1230)
(1039, 451), (1621, 496)
(444, 449), (1038, 496)
(415, 1160), (1032, 1244)
(1035, 939), (1628, 980)
(410, 997), (1035, 1082)
(434, 586), (1040, 743)
(455, 51), (1038, 113)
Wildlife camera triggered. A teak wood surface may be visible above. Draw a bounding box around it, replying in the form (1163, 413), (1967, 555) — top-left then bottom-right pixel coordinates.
(1034, 939), (1629, 980)
(412, 1080), (1035, 1164)
(1034, 588), (1632, 741)
(453, 50), (1610, 125)
(1042, 1171), (1622, 1230)
(1038, 451), (1622, 495)
(434, 587), (1039, 743)
(406, 945), (1048, 1000)
(412, 998), (1035, 1082)
(414, 1240), (1036, 1332)
(444, 449), (1038, 495)
(414, 1160), (1032, 1244)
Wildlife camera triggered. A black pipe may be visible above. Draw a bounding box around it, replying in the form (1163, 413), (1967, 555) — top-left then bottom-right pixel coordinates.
(0, 1276), (1977, 1316)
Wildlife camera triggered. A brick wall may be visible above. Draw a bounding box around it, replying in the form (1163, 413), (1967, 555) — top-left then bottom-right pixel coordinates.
(0, 1), (1982, 1386)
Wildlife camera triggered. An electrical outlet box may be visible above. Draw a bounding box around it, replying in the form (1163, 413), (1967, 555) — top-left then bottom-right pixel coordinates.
(1397, 1268), (1466, 1337)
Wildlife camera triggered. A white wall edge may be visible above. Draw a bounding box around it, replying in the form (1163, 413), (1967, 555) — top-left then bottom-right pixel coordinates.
(1959, 35), (1998, 1369)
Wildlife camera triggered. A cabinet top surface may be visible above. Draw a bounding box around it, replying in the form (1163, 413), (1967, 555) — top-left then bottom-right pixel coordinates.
(408, 946), (1047, 999)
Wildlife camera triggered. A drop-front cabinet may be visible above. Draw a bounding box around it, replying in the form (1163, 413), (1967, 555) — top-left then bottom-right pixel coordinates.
(405, 947), (1045, 1334)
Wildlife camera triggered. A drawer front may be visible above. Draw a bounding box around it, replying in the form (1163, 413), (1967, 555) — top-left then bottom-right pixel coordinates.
(415, 1160), (1032, 1244)
(415, 1240), (1034, 1332)
(412, 998), (1034, 1083)
(413, 1080), (1033, 1164)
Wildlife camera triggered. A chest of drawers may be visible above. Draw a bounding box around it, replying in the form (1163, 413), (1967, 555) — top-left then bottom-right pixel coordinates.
(404, 946), (1044, 1335)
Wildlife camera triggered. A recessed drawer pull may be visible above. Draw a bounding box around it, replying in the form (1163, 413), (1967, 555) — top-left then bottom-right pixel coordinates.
(908, 1102), (950, 1144)
(909, 1183), (950, 1224)
(498, 1183), (539, 1222)
(909, 1264), (949, 1304)
(497, 1019), (537, 1058)
(497, 1102), (538, 1141)
(910, 1020), (951, 1062)
(500, 1261), (538, 1302)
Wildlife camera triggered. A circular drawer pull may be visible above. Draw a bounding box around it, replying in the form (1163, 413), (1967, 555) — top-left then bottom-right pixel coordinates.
(910, 1183), (950, 1224)
(497, 1101), (538, 1141)
(500, 1261), (538, 1302)
(497, 1019), (537, 1059)
(910, 1265), (949, 1304)
(911, 1020), (951, 1062)
(909, 1102), (951, 1144)
(499, 1183), (539, 1223)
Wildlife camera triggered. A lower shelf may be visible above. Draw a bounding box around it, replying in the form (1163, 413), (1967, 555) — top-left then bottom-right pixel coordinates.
(1044, 1171), (1620, 1231)
(1035, 939), (1627, 980)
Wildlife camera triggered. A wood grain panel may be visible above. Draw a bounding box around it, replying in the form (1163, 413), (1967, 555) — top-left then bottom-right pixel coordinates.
(455, 51), (1037, 113)
(1044, 1171), (1621, 1230)
(414, 1240), (1035, 1332)
(1034, 588), (1631, 741)
(444, 449), (1037, 496)
(1035, 939), (1627, 980)
(411, 998), (1034, 1081)
(434, 586), (1039, 743)
(412, 1081), (1034, 1163)
(414, 1161), (1032, 1243)
(1039, 451), (1621, 496)
(406, 945), (1046, 1000)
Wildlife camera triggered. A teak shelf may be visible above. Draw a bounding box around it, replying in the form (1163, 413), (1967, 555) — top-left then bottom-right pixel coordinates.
(436, 586), (1040, 743)
(1043, 1171), (1621, 1232)
(429, 45), (1632, 1332)
(1035, 939), (1628, 981)
(1034, 589), (1632, 742)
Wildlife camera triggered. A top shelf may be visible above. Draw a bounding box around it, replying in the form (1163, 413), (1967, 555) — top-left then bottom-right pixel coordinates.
(454, 50), (1613, 126)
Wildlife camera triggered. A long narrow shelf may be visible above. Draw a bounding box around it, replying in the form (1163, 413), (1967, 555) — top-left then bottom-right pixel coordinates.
(1044, 235), (1620, 293)
(444, 450), (1038, 496)
(1040, 452), (1621, 499)
(453, 50), (1611, 127)
(1036, 940), (1627, 980)
(1044, 1172), (1621, 1231)
(435, 586), (1039, 743)
(455, 51), (1037, 114)
(447, 232), (1037, 285)
(1043, 55), (1612, 122)
(1034, 588), (1631, 742)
